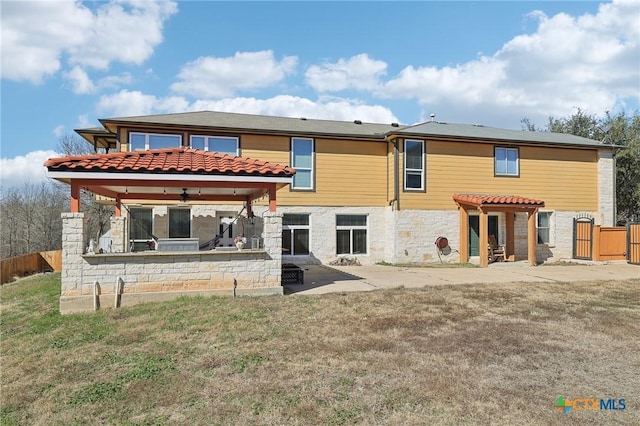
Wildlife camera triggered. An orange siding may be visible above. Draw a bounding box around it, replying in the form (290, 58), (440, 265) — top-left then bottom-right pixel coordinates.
(400, 140), (598, 211)
(243, 135), (388, 206)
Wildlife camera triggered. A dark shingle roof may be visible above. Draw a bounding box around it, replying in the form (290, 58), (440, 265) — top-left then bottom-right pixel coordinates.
(101, 110), (397, 139)
(396, 121), (607, 147)
(82, 110), (614, 149)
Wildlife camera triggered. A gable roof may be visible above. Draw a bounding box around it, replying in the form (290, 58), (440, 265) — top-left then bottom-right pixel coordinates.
(44, 148), (295, 177)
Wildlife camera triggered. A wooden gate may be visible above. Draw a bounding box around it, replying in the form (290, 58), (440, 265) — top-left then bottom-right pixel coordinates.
(573, 215), (594, 260)
(628, 220), (640, 265)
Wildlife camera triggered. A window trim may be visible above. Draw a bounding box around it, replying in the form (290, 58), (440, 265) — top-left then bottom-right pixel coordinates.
(537, 211), (553, 245)
(494, 146), (520, 177)
(282, 213), (311, 256)
(128, 132), (182, 151)
(290, 137), (315, 191)
(403, 139), (425, 191)
(189, 135), (240, 156)
(336, 214), (369, 255)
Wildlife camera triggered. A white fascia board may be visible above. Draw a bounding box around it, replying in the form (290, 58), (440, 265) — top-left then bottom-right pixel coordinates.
(47, 171), (293, 184)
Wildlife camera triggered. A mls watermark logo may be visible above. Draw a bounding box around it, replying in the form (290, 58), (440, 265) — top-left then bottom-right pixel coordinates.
(555, 396), (626, 414)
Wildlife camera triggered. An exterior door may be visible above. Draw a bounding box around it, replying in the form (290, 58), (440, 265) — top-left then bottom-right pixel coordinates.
(469, 215), (498, 256)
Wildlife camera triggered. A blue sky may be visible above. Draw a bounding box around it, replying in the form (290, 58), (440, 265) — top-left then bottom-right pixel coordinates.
(1, 0), (638, 189)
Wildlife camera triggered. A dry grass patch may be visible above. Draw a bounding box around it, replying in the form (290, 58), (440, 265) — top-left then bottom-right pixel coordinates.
(1, 273), (639, 425)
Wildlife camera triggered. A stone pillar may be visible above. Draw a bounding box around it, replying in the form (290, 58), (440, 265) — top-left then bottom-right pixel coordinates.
(109, 216), (126, 253)
(263, 212), (283, 286)
(597, 149), (615, 226)
(61, 212), (86, 295)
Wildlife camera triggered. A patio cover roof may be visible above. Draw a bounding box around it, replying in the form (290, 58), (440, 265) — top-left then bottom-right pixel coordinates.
(453, 193), (544, 267)
(453, 193), (545, 209)
(45, 148), (295, 210)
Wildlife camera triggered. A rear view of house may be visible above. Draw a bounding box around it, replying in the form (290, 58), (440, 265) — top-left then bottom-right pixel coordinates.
(46, 111), (616, 312)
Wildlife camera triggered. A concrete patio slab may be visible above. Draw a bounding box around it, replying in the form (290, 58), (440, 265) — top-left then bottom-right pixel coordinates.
(284, 262), (639, 295)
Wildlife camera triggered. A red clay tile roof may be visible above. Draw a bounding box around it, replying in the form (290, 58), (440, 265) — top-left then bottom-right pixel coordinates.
(453, 193), (545, 207)
(44, 148), (295, 177)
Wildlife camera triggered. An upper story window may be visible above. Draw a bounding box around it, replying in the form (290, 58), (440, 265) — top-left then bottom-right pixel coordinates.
(291, 137), (314, 191)
(129, 132), (182, 151)
(404, 139), (425, 191)
(190, 135), (239, 156)
(495, 147), (519, 176)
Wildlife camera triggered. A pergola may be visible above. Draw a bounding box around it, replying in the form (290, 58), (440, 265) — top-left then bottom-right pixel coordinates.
(453, 194), (545, 267)
(45, 148), (295, 217)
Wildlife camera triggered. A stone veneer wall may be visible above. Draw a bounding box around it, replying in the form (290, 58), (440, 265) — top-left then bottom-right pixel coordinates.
(513, 210), (599, 263)
(385, 209), (461, 265)
(59, 211), (283, 314)
(597, 150), (615, 226)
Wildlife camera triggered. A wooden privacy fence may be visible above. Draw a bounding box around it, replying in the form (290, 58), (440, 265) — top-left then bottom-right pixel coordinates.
(573, 215), (639, 263)
(629, 221), (640, 265)
(1, 250), (62, 285)
(592, 226), (627, 261)
(573, 216), (594, 260)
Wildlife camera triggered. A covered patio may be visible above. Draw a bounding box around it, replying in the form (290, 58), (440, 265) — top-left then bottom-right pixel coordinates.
(453, 194), (545, 267)
(45, 148), (295, 313)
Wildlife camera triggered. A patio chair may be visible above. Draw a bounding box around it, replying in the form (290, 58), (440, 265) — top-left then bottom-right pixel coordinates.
(488, 234), (506, 263)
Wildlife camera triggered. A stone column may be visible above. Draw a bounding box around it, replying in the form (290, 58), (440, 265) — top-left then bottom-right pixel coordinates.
(109, 216), (126, 253)
(597, 149), (615, 226)
(61, 212), (86, 295)
(263, 212), (283, 286)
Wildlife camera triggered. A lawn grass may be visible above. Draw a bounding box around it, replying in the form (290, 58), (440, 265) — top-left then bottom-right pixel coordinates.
(1, 272), (639, 425)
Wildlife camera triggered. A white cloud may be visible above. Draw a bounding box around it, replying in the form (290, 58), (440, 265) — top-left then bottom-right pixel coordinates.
(64, 66), (95, 94)
(96, 90), (397, 123)
(190, 95), (398, 123)
(377, 0), (639, 126)
(98, 73), (133, 90)
(1, 0), (177, 84)
(171, 50), (298, 98)
(77, 114), (92, 129)
(53, 125), (66, 138)
(305, 53), (387, 92)
(96, 90), (190, 117)
(0, 150), (60, 190)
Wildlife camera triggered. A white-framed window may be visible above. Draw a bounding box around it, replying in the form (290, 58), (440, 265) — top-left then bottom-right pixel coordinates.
(537, 211), (552, 244)
(336, 214), (368, 255)
(291, 137), (314, 190)
(282, 214), (310, 255)
(495, 147), (519, 176)
(128, 207), (154, 251)
(169, 208), (191, 238)
(190, 135), (239, 155)
(129, 132), (182, 151)
(404, 139), (425, 190)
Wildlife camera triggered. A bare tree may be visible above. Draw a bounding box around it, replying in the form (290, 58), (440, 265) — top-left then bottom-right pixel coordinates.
(57, 134), (115, 246)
